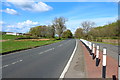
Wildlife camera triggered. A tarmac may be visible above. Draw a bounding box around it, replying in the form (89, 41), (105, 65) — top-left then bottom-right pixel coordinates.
(65, 39), (87, 78)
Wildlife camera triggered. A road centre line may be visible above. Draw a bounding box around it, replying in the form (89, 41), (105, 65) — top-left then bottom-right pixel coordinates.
(38, 48), (55, 55)
(58, 44), (63, 47)
(38, 52), (44, 55)
(11, 60), (23, 65)
(2, 59), (23, 69)
(2, 65), (9, 68)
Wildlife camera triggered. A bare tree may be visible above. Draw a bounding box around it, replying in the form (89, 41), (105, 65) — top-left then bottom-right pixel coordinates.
(53, 17), (67, 39)
(81, 21), (95, 33)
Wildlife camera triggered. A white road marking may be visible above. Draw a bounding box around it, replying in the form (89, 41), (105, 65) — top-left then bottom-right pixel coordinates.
(59, 39), (78, 79)
(38, 52), (44, 55)
(20, 60), (23, 62)
(11, 60), (23, 65)
(12, 62), (16, 64)
(58, 44), (63, 47)
(45, 48), (54, 52)
(2, 59), (23, 68)
(38, 48), (55, 55)
(2, 65), (9, 68)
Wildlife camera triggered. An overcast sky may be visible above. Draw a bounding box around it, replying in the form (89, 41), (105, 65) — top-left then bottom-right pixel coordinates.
(0, 0), (118, 33)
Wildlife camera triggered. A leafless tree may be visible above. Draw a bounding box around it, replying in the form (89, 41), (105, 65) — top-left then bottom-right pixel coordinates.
(52, 17), (67, 39)
(81, 21), (95, 33)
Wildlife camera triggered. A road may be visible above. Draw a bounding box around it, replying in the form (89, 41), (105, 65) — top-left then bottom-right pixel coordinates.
(2, 39), (76, 78)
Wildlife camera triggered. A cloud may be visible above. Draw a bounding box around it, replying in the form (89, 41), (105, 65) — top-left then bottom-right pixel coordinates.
(0, 21), (5, 25)
(3, 2), (11, 7)
(6, 20), (39, 28)
(6, 0), (53, 12)
(17, 20), (39, 28)
(1, 8), (18, 15)
(0, 21), (5, 31)
(4, 20), (39, 33)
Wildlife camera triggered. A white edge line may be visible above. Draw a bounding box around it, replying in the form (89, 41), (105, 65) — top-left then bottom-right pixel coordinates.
(59, 39), (78, 79)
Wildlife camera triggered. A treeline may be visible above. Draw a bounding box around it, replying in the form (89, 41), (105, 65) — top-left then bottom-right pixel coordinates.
(89, 20), (119, 38)
(28, 17), (119, 40)
(74, 20), (119, 40)
(29, 17), (73, 39)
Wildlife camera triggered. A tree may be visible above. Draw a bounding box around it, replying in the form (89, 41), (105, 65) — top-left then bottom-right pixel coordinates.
(39, 25), (47, 37)
(46, 25), (55, 38)
(74, 28), (84, 39)
(81, 21), (95, 33)
(62, 29), (73, 38)
(50, 25), (55, 38)
(29, 25), (55, 38)
(88, 20), (119, 40)
(52, 17), (67, 39)
(29, 27), (38, 37)
(81, 21), (95, 40)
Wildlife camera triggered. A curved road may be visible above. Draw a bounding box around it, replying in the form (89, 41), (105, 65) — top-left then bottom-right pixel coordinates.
(2, 39), (76, 78)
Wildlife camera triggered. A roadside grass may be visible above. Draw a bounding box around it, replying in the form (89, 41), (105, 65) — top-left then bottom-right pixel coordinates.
(92, 41), (118, 46)
(1, 40), (62, 53)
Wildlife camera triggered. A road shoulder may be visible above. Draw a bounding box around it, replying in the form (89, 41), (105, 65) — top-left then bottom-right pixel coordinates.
(64, 39), (87, 78)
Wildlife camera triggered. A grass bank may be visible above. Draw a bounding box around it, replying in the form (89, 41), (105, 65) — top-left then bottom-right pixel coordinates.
(1, 40), (62, 54)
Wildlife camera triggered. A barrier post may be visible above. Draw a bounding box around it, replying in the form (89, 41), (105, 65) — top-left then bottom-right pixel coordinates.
(92, 44), (95, 59)
(118, 53), (120, 80)
(89, 42), (92, 55)
(96, 45), (100, 66)
(102, 48), (107, 78)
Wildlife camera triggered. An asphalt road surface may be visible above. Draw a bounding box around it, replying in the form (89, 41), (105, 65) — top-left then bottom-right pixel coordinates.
(2, 39), (76, 78)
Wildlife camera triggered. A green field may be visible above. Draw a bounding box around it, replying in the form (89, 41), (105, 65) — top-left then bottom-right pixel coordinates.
(0, 35), (62, 53)
(1, 40), (61, 53)
(0, 35), (23, 40)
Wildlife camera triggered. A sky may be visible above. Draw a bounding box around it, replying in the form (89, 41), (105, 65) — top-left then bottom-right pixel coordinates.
(0, 0), (118, 34)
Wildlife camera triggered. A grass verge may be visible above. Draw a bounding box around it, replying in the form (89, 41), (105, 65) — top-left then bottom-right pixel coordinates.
(1, 40), (62, 54)
(92, 41), (118, 46)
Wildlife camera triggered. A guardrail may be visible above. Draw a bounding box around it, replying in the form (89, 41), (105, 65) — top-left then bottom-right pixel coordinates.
(80, 39), (107, 78)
